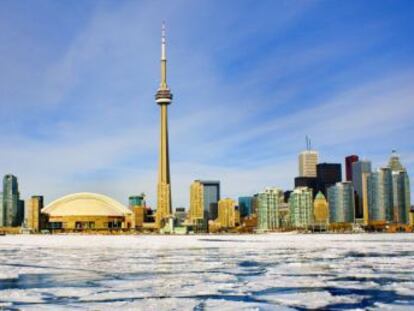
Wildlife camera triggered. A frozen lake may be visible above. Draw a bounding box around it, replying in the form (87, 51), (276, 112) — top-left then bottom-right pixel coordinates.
(0, 234), (414, 310)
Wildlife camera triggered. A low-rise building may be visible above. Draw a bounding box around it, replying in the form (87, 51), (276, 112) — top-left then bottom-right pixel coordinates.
(42, 192), (133, 231)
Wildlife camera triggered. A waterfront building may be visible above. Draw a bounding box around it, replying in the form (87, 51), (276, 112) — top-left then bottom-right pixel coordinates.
(238, 196), (253, 217)
(392, 170), (411, 224)
(155, 24), (174, 228)
(367, 168), (393, 224)
(352, 160), (372, 219)
(256, 188), (284, 231)
(313, 191), (329, 225)
(25, 196), (44, 232)
(299, 150), (318, 177)
(42, 192), (133, 231)
(294, 176), (317, 197)
(189, 180), (220, 230)
(327, 182), (355, 224)
(2, 174), (23, 227)
(317, 163), (342, 196)
(345, 155), (359, 181)
(128, 195), (146, 229)
(289, 187), (313, 229)
(217, 198), (238, 229)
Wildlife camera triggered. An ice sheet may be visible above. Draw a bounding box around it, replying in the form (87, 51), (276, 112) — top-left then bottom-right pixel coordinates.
(0, 233), (413, 310)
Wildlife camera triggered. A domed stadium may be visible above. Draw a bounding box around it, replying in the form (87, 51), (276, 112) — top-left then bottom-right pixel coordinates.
(42, 192), (133, 231)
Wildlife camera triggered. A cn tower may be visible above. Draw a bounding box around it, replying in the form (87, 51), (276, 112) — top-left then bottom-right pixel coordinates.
(155, 23), (173, 227)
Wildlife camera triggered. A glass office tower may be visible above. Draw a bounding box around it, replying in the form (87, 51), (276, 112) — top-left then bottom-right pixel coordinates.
(392, 170), (411, 224)
(327, 181), (355, 224)
(352, 160), (372, 218)
(367, 168), (393, 223)
(3, 174), (22, 227)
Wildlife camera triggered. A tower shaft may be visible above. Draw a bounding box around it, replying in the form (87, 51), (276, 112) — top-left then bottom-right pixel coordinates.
(155, 23), (173, 227)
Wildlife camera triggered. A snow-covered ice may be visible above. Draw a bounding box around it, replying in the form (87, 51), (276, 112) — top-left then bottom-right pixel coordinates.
(0, 233), (413, 310)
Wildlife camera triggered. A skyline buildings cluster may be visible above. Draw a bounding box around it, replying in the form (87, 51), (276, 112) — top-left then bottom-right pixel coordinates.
(179, 147), (412, 233)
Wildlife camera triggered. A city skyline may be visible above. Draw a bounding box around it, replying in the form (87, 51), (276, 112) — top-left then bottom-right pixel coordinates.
(0, 1), (413, 207)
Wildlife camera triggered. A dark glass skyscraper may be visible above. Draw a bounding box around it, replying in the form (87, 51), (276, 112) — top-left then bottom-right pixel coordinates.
(202, 181), (220, 220)
(316, 163), (342, 196)
(2, 174), (23, 227)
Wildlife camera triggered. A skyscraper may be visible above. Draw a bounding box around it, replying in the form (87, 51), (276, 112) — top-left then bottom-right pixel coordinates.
(2, 174), (23, 227)
(316, 163), (342, 196)
(217, 198), (238, 228)
(299, 151), (319, 177)
(327, 181), (355, 224)
(155, 24), (173, 227)
(387, 151), (411, 225)
(289, 187), (313, 229)
(352, 160), (372, 219)
(189, 180), (220, 230)
(392, 171), (411, 224)
(345, 155), (359, 181)
(256, 187), (284, 231)
(25, 196), (44, 232)
(367, 167), (393, 224)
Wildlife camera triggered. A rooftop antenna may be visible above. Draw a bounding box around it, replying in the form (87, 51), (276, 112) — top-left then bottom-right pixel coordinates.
(305, 136), (311, 151)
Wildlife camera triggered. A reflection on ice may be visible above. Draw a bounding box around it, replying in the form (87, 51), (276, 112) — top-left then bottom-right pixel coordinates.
(0, 234), (413, 310)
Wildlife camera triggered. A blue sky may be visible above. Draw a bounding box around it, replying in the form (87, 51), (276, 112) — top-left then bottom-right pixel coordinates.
(0, 0), (413, 207)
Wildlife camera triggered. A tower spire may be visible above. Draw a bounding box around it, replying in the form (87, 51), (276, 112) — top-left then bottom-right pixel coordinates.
(161, 21), (166, 61)
(159, 22), (169, 91)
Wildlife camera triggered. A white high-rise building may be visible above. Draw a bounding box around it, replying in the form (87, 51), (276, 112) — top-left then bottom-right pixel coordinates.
(299, 150), (319, 177)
